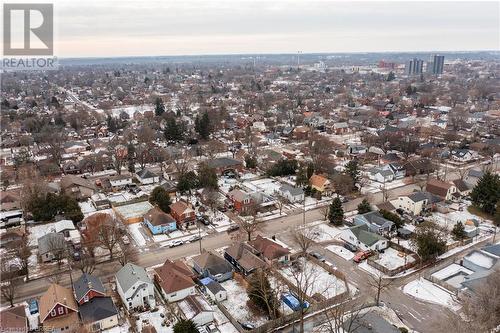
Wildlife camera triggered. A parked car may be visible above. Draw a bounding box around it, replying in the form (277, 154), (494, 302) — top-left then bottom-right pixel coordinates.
(198, 215), (210, 225)
(353, 250), (373, 263)
(73, 251), (81, 261)
(343, 242), (357, 252)
(189, 235), (201, 243)
(28, 299), (39, 315)
(169, 240), (184, 248)
(239, 322), (256, 331)
(227, 224), (240, 232)
(309, 251), (325, 262)
(206, 324), (220, 333)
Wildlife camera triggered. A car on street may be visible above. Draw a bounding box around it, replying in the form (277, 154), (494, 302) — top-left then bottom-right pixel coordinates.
(239, 323), (256, 330)
(198, 215), (210, 225)
(169, 240), (184, 248)
(189, 235), (201, 242)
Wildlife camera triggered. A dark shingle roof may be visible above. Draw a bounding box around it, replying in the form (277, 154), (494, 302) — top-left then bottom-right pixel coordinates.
(73, 273), (105, 302)
(79, 297), (117, 324)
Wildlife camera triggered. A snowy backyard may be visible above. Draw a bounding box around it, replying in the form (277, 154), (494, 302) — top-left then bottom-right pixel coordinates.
(301, 221), (345, 243)
(372, 248), (415, 270)
(136, 305), (175, 333)
(326, 245), (354, 261)
(279, 258), (347, 299)
(220, 278), (268, 327)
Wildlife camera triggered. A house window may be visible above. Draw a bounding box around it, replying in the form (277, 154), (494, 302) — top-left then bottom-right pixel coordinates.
(128, 302), (132, 307)
(58, 307), (64, 315)
(50, 309), (56, 316)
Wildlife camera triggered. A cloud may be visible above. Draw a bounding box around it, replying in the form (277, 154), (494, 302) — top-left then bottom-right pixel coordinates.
(48, 0), (499, 56)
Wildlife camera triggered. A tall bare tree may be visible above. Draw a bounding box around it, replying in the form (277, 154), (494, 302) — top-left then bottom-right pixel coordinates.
(1, 276), (21, 307)
(366, 272), (393, 306)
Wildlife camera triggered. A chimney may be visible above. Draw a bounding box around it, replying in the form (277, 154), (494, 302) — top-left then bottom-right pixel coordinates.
(63, 297), (67, 305)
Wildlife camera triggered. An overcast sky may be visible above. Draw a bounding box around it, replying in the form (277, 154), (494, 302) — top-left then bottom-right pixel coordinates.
(45, 0), (500, 57)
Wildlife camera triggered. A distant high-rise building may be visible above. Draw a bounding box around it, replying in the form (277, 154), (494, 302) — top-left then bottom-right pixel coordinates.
(405, 58), (424, 75)
(427, 54), (445, 74)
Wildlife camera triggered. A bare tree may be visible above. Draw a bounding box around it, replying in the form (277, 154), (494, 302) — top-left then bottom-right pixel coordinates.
(366, 272), (393, 306)
(1, 276), (21, 307)
(240, 203), (261, 241)
(292, 227), (317, 255)
(97, 217), (123, 259)
(317, 301), (368, 333)
(275, 193), (289, 216)
(117, 244), (137, 266)
(172, 148), (193, 177)
(47, 234), (68, 269)
(107, 137), (127, 175)
(319, 205), (330, 221)
(247, 269), (280, 319)
(72, 248), (96, 274)
(15, 233), (32, 281)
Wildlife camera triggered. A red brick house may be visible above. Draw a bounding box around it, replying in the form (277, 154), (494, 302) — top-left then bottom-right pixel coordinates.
(227, 189), (253, 214)
(170, 201), (196, 229)
(39, 284), (80, 332)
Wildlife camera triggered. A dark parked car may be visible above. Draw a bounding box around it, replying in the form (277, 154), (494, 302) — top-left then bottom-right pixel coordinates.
(198, 215), (210, 225)
(227, 224), (240, 232)
(309, 251), (325, 262)
(239, 323), (256, 331)
(343, 242), (357, 252)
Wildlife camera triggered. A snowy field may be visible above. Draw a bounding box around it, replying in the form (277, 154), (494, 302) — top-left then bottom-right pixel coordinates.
(326, 245), (354, 261)
(280, 258), (347, 299)
(373, 248), (415, 270)
(403, 278), (459, 310)
(220, 279), (268, 327)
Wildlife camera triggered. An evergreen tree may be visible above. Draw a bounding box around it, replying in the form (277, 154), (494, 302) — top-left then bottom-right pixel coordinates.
(345, 159), (360, 185)
(154, 97), (165, 117)
(177, 171), (199, 194)
(357, 199), (372, 214)
(149, 186), (172, 213)
(198, 164), (219, 190)
(494, 201), (500, 227)
(411, 222), (447, 262)
(451, 222), (466, 240)
(195, 112), (211, 140)
(387, 71), (395, 81)
(164, 117), (184, 142)
(328, 197), (344, 226)
(470, 171), (500, 215)
(173, 319), (198, 333)
(245, 155), (257, 169)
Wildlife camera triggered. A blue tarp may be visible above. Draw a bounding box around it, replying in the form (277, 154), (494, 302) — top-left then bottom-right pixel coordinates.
(200, 277), (215, 286)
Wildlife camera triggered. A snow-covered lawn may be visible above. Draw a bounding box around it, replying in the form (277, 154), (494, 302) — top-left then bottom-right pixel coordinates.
(28, 222), (57, 245)
(128, 223), (147, 247)
(136, 305), (174, 333)
(403, 278), (459, 310)
(279, 258), (347, 299)
(373, 248), (415, 271)
(102, 321), (131, 333)
(326, 245), (354, 261)
(220, 279), (268, 327)
(245, 178), (282, 196)
(430, 209), (487, 231)
(431, 263), (473, 280)
(302, 222), (344, 243)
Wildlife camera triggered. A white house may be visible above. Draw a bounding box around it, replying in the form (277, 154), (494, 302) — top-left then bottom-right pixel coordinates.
(450, 149), (478, 163)
(109, 175), (133, 188)
(154, 259), (196, 302)
(391, 192), (428, 216)
(136, 168), (160, 185)
(341, 224), (388, 252)
(277, 183), (304, 203)
(205, 280), (227, 302)
(178, 295), (214, 326)
(115, 263), (156, 311)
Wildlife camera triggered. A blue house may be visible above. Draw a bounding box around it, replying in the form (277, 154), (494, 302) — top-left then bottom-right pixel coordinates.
(144, 207), (177, 235)
(192, 251), (233, 282)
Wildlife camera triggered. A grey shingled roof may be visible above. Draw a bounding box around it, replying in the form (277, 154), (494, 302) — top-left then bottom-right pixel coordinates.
(115, 263), (152, 292)
(280, 183), (304, 196)
(206, 280), (225, 295)
(79, 297), (117, 324)
(73, 273), (105, 302)
(408, 191), (428, 202)
(350, 224), (386, 246)
(38, 233), (65, 255)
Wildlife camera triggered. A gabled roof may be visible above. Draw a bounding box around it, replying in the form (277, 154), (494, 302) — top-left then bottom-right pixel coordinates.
(350, 224), (386, 246)
(136, 168), (159, 179)
(73, 273), (106, 302)
(0, 306), (27, 331)
(279, 183), (304, 196)
(60, 175), (96, 190)
(408, 191), (428, 202)
(309, 174), (329, 188)
(115, 263), (152, 292)
(207, 157), (242, 169)
(225, 242), (266, 272)
(192, 251), (233, 276)
(227, 189), (250, 202)
(79, 297), (117, 324)
(170, 201), (193, 215)
(206, 280), (225, 295)
(426, 179), (453, 198)
(358, 211), (394, 228)
(144, 207), (176, 226)
(452, 179), (470, 192)
(154, 259), (195, 294)
(178, 295), (213, 319)
(39, 284), (78, 323)
(249, 235), (290, 260)
(38, 233), (66, 255)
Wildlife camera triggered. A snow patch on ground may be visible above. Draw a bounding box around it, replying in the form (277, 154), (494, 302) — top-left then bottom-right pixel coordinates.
(326, 245), (354, 261)
(373, 248), (415, 271)
(128, 223), (147, 247)
(403, 277), (460, 310)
